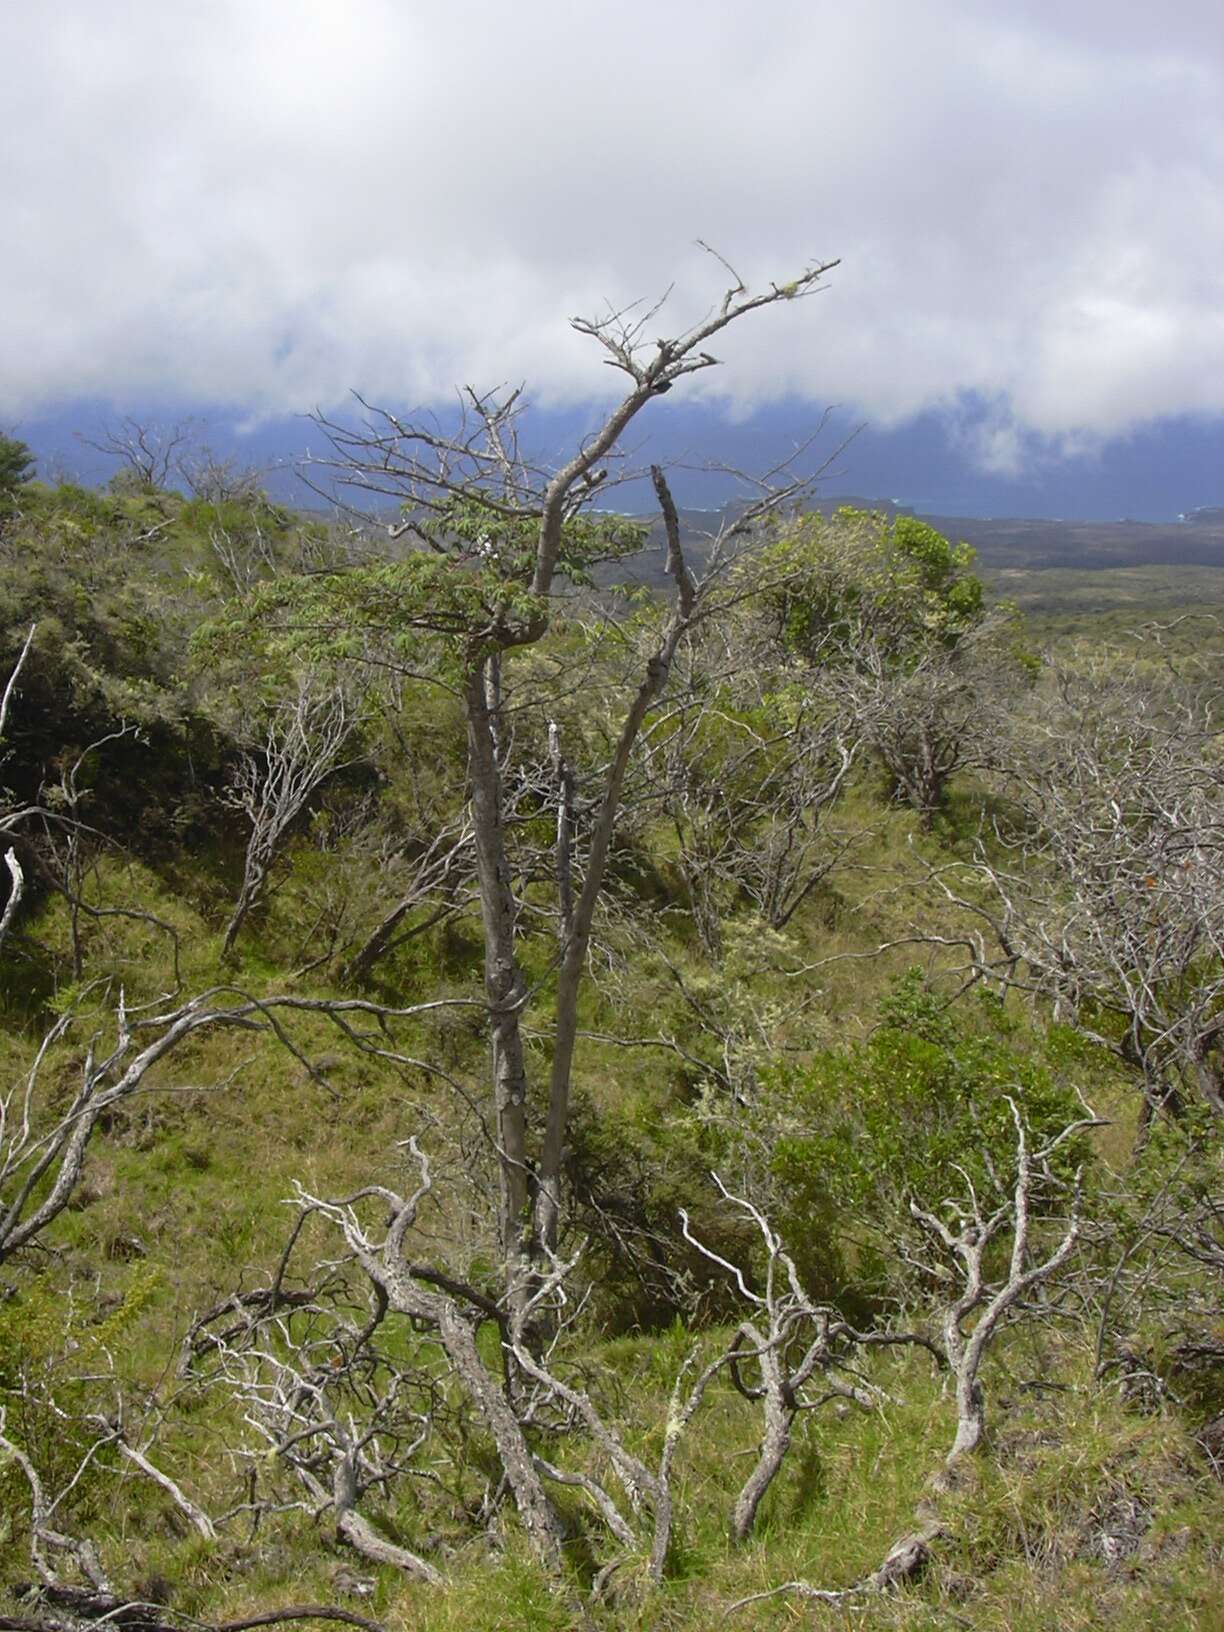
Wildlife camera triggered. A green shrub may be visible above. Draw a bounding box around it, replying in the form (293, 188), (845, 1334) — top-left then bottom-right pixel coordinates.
(763, 971), (1093, 1307)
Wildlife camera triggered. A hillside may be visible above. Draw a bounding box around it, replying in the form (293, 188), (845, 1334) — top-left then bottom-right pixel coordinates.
(1, 468), (1221, 1632)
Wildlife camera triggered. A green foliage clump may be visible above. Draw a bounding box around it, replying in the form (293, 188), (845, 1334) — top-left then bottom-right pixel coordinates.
(198, 498), (647, 688)
(755, 506), (988, 668)
(0, 484), (230, 851)
(0, 434), (35, 511)
(764, 971), (1093, 1305)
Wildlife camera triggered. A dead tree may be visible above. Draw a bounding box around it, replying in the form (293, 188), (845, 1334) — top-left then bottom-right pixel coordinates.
(1, 1596), (385, 1632)
(222, 679), (360, 958)
(77, 419), (191, 493)
(206, 504), (360, 596)
(1, 1296), (222, 1591)
(3, 1383), (382, 1632)
(1081, 1125), (1224, 1404)
(1, 627), (179, 981)
(208, 1274), (446, 1585)
(725, 1102), (1097, 1617)
(0, 842), (21, 955)
(4, 1334), (385, 1632)
(680, 1177), (884, 1542)
(505, 1248), (730, 1586)
(282, 1142), (567, 1570)
(180, 445), (268, 507)
(907, 1099), (1096, 1465)
(203, 1141), (736, 1588)
(0, 1404), (114, 1596)
(340, 816), (473, 984)
(933, 655), (1224, 1124)
(803, 588), (1025, 827)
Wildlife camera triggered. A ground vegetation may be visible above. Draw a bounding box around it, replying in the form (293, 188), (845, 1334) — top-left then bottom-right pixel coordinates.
(0, 278), (1221, 1630)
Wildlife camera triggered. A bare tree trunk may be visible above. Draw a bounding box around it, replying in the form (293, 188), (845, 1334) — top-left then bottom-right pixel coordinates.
(330, 1452), (446, 1584)
(947, 1373), (986, 1462)
(340, 819), (471, 984)
(436, 1305), (565, 1566)
(0, 848), (23, 956)
(730, 1347), (793, 1543)
(0, 624), (36, 744)
(464, 661), (533, 1273)
(535, 662), (671, 1254)
(910, 1100), (1093, 1470)
(682, 1182), (883, 1546)
(534, 467), (696, 1257)
(222, 852), (271, 959)
(310, 253), (838, 1268)
(342, 893), (455, 985)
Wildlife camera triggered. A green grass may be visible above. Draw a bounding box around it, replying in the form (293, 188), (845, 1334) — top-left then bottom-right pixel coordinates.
(3, 666), (1221, 1629)
(984, 563), (1224, 621)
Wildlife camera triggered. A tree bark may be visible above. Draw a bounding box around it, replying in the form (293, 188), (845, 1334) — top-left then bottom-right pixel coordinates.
(436, 1305), (565, 1567)
(464, 660), (533, 1273)
(731, 1349), (793, 1543)
(331, 1453), (445, 1584)
(534, 466), (696, 1256)
(346, 1217), (566, 1569)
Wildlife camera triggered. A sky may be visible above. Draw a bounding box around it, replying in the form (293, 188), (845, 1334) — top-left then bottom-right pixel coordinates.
(3, 0), (1223, 518)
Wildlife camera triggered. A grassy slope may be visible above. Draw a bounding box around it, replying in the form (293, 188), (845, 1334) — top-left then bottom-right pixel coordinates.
(2, 534), (1222, 1628)
(4, 819), (1222, 1630)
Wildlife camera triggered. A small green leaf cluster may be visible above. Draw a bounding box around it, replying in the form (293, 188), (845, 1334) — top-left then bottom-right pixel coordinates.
(200, 553), (547, 685)
(196, 500), (643, 682)
(412, 495), (646, 588)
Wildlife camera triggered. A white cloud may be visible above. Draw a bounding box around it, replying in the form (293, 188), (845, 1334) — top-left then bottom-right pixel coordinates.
(3, 0), (1223, 462)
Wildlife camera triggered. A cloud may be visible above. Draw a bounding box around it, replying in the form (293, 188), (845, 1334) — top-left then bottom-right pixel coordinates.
(3, 0), (1223, 466)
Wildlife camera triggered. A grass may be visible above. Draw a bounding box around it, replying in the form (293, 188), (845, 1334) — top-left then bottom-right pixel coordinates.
(2, 754), (1220, 1630)
(985, 563), (1224, 622)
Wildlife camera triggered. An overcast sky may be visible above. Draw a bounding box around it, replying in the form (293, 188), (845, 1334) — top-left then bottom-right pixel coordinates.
(3, 0), (1223, 486)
